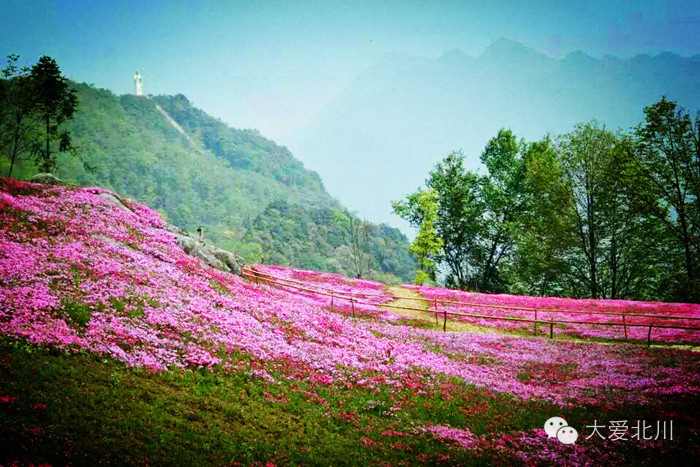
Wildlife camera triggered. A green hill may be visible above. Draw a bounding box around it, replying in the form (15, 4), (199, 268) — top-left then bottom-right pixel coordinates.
(3, 82), (414, 282)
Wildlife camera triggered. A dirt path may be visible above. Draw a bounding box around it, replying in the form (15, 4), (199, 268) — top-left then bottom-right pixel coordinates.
(381, 286), (493, 332)
(381, 286), (436, 324)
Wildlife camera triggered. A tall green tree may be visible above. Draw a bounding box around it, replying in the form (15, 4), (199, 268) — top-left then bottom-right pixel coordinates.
(395, 133), (530, 292)
(559, 122), (619, 298)
(29, 55), (78, 173)
(633, 97), (700, 301)
(342, 213), (373, 278)
(558, 122), (662, 300)
(477, 129), (527, 291)
(394, 151), (483, 289)
(428, 151), (483, 289)
(598, 137), (665, 299)
(392, 188), (442, 283)
(0, 55), (41, 177)
(511, 138), (576, 296)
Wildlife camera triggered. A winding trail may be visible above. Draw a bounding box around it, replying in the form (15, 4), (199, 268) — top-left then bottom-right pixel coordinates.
(382, 286), (434, 324)
(381, 286), (492, 333)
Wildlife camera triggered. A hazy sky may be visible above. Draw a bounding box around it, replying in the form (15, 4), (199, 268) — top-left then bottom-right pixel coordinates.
(4, 0), (699, 141)
(3, 0), (700, 231)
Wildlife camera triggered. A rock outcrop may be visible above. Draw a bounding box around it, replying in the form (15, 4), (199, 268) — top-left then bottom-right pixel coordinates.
(167, 229), (244, 275)
(29, 173), (68, 186)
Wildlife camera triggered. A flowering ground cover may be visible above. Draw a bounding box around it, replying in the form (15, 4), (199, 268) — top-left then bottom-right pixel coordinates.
(250, 263), (402, 321)
(407, 284), (700, 344)
(1, 178), (699, 464)
(252, 264), (389, 300)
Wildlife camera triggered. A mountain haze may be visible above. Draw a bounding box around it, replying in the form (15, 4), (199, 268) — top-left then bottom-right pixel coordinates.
(289, 38), (700, 231)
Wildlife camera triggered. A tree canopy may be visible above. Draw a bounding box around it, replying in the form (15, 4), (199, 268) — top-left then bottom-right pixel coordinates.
(0, 54), (77, 176)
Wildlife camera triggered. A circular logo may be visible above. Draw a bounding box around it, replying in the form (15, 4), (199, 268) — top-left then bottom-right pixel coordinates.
(544, 416), (568, 438)
(557, 426), (579, 445)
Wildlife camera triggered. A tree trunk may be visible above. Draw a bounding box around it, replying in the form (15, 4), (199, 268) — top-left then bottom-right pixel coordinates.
(480, 235), (500, 291)
(7, 113), (22, 178)
(46, 115), (50, 170)
(678, 209), (695, 297)
(8, 136), (18, 177)
(587, 193), (598, 299)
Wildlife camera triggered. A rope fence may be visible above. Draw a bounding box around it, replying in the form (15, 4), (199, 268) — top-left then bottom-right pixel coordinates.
(241, 267), (700, 347)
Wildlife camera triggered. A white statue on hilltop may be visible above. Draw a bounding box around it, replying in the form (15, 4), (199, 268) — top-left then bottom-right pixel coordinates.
(133, 71), (143, 96)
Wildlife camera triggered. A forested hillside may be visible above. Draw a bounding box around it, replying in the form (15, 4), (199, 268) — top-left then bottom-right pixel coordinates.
(2, 82), (414, 282)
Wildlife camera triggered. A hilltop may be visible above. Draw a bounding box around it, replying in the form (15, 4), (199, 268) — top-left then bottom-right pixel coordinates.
(1, 178), (698, 464)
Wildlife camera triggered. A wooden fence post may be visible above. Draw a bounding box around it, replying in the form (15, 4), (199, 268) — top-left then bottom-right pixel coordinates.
(647, 324), (653, 347)
(534, 309), (538, 335)
(434, 299), (438, 325)
(549, 318), (554, 339)
(443, 307), (447, 332)
(351, 298), (355, 317)
(622, 315), (628, 340)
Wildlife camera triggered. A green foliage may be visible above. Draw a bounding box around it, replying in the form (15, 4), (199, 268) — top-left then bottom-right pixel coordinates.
(1, 55), (35, 177)
(340, 213), (373, 278)
(29, 56), (78, 172)
(634, 97), (700, 302)
(62, 300), (91, 330)
(0, 55), (77, 176)
(428, 151), (483, 289)
(555, 122), (668, 300)
(476, 129), (527, 292)
(154, 94), (326, 191)
(395, 136), (528, 292)
(393, 189), (442, 281)
(559, 122), (622, 298)
(412, 269), (434, 285)
(510, 138), (575, 296)
(245, 199), (413, 281)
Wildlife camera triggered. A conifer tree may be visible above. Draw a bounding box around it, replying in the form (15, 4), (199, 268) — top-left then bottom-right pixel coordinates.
(29, 55), (78, 172)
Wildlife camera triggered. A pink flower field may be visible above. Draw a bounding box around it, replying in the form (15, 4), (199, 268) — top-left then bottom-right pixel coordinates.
(1, 178), (699, 464)
(249, 263), (400, 320)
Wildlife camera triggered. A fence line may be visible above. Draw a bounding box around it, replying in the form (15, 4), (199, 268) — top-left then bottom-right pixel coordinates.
(245, 268), (700, 322)
(405, 296), (700, 321)
(242, 268), (386, 298)
(241, 267), (700, 346)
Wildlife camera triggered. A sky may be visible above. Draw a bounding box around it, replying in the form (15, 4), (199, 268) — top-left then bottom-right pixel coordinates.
(3, 0), (700, 231)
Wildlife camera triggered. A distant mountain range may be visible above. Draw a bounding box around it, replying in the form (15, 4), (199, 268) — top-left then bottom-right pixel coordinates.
(288, 38), (700, 231)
